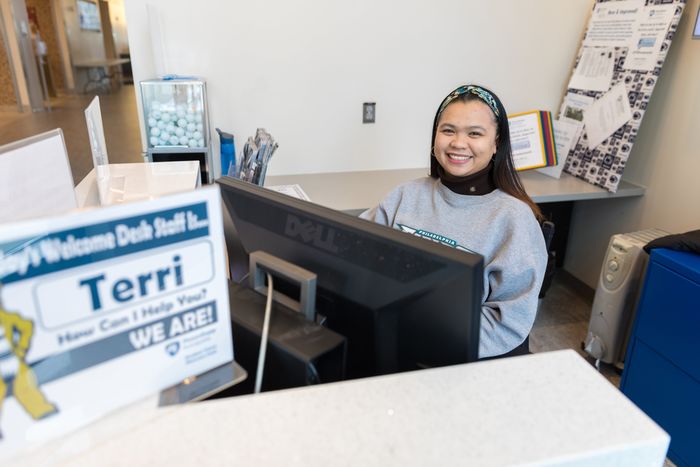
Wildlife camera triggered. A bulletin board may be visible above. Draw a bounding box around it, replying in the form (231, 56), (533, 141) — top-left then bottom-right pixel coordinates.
(560, 0), (686, 192)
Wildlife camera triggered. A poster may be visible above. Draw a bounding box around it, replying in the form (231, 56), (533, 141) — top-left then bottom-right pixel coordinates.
(583, 0), (645, 47)
(623, 5), (677, 71)
(0, 186), (233, 462)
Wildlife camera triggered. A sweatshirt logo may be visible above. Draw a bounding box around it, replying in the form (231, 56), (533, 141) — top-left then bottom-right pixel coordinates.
(397, 224), (473, 253)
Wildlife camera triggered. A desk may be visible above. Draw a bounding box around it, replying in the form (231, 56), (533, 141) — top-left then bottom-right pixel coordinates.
(73, 58), (130, 93)
(266, 169), (645, 265)
(14, 350), (668, 466)
(266, 169), (645, 213)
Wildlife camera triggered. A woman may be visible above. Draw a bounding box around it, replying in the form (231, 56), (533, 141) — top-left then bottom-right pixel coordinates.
(360, 84), (547, 359)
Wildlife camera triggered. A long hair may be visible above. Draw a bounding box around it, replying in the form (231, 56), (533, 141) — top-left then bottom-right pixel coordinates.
(429, 85), (543, 223)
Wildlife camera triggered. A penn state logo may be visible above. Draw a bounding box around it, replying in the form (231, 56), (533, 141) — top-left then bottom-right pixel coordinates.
(165, 341), (180, 356)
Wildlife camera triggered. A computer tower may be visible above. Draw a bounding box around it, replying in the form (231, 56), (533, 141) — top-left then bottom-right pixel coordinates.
(584, 228), (668, 365)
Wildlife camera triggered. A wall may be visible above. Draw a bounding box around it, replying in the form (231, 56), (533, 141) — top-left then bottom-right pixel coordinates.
(124, 0), (593, 177)
(106, 0), (126, 55)
(564, 0), (700, 287)
(0, 14), (17, 106)
(0, 0), (29, 107)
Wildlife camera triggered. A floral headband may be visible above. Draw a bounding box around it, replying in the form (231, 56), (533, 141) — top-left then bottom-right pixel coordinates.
(438, 85), (500, 117)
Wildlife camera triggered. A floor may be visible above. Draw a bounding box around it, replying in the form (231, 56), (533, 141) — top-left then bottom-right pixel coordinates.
(0, 85), (143, 184)
(0, 87), (674, 465)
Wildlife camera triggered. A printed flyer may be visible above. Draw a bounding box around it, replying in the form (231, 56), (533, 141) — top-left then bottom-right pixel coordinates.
(0, 186), (232, 461)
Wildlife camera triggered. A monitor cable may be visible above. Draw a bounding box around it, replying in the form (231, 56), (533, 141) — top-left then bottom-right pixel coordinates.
(254, 272), (274, 394)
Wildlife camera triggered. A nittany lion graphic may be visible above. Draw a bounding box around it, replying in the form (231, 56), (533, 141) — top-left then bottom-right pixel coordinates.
(0, 285), (58, 439)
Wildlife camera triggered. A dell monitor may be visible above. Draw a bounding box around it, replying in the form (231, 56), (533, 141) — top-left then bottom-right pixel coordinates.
(217, 176), (483, 378)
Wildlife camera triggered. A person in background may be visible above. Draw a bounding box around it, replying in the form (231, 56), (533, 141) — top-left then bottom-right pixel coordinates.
(360, 84), (547, 359)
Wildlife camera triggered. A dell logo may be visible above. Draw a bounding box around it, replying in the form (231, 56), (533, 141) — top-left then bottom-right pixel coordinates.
(284, 215), (339, 253)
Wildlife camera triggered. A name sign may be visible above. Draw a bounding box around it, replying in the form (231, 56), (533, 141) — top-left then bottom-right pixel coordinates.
(0, 186), (232, 462)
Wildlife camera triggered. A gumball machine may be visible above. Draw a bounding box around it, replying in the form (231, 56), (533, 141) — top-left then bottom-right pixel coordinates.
(140, 78), (213, 183)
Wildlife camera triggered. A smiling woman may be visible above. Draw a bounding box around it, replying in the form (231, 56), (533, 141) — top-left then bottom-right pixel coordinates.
(360, 84), (547, 360)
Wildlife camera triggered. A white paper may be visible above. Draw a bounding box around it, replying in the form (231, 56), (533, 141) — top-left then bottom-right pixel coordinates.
(623, 5), (676, 71)
(584, 0), (645, 47)
(559, 93), (595, 123)
(0, 187), (233, 462)
(84, 97), (111, 204)
(0, 130), (77, 223)
(508, 112), (547, 171)
(583, 82), (633, 149)
(536, 119), (584, 179)
(569, 47), (615, 92)
(266, 184), (311, 201)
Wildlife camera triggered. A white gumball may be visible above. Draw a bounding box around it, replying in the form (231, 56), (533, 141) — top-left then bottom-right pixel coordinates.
(185, 113), (195, 123)
(179, 136), (189, 145)
(195, 123), (203, 132)
(177, 118), (187, 128)
(186, 123), (196, 132)
(149, 136), (159, 146)
(152, 110), (161, 120)
(175, 127), (185, 137)
(159, 131), (170, 142)
(176, 108), (185, 118)
(169, 135), (179, 145)
(188, 139), (197, 147)
(195, 112), (203, 123)
(148, 118), (157, 128)
(157, 120), (166, 129)
(161, 112), (172, 123)
(192, 131), (202, 140)
(150, 127), (161, 136)
(165, 123), (176, 134)
(197, 138), (204, 147)
(158, 137), (168, 145)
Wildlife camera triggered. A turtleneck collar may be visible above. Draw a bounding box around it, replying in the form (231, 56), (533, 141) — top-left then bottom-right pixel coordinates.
(437, 160), (496, 195)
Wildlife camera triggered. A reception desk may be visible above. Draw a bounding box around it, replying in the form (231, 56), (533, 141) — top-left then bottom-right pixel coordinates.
(15, 350), (668, 466)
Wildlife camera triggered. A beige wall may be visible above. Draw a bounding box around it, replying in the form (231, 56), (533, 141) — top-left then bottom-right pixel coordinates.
(564, 0), (700, 287)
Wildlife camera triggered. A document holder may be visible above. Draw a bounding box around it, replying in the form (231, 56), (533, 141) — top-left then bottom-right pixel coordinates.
(225, 281), (347, 394)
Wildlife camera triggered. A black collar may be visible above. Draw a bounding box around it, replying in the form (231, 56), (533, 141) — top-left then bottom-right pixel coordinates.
(437, 160), (496, 195)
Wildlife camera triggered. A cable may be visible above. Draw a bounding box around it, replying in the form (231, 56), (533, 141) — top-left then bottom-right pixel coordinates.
(254, 272), (274, 394)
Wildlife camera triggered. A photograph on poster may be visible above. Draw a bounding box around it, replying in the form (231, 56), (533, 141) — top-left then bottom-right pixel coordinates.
(694, 6), (700, 39)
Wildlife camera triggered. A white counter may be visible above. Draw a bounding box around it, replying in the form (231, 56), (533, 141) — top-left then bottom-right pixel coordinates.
(266, 169), (645, 212)
(15, 350), (668, 466)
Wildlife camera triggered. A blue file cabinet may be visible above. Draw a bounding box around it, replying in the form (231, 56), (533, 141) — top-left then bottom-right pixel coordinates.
(620, 248), (700, 467)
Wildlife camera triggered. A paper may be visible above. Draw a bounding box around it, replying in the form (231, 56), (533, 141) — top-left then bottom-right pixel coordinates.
(584, 0), (645, 47)
(267, 184), (311, 201)
(536, 119), (583, 179)
(559, 92), (595, 123)
(569, 47), (615, 92)
(0, 187), (233, 462)
(508, 111), (549, 171)
(583, 82), (633, 149)
(623, 5), (676, 71)
(0, 130), (76, 224)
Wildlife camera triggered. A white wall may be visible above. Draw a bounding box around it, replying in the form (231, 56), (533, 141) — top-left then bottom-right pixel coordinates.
(564, 0), (700, 287)
(124, 0), (593, 177)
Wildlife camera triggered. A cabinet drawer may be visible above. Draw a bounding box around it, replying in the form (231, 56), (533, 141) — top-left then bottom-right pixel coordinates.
(623, 341), (699, 467)
(635, 262), (700, 381)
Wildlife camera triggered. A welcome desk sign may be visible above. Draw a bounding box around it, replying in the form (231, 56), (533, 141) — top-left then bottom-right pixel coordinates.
(0, 186), (233, 461)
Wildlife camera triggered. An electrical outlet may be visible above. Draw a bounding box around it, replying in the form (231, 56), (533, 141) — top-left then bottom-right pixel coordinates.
(363, 103), (376, 123)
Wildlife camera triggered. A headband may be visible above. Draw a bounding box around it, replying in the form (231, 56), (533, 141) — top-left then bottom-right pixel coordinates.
(438, 85), (500, 117)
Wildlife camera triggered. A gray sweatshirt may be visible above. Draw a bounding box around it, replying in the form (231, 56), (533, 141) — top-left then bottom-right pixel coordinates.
(360, 177), (547, 358)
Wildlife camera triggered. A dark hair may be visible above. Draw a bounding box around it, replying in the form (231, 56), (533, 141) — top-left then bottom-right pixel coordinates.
(429, 85), (543, 223)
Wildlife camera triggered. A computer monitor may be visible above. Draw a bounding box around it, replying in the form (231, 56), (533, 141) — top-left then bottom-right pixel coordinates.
(217, 176), (483, 378)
